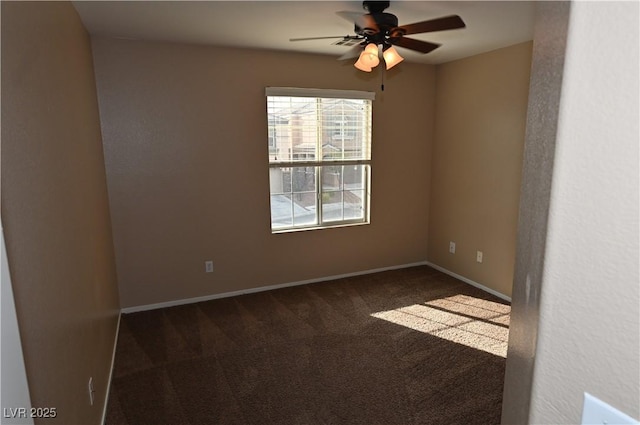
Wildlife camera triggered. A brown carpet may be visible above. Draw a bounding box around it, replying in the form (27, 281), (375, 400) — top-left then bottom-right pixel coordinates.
(105, 265), (510, 425)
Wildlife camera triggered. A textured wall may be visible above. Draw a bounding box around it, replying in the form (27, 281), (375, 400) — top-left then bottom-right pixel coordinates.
(503, 1), (639, 424)
(527, 1), (639, 423)
(501, 2), (570, 423)
(91, 38), (436, 308)
(428, 42), (533, 298)
(1, 2), (120, 424)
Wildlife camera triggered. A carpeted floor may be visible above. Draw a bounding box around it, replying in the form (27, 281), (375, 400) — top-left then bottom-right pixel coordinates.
(105, 265), (510, 425)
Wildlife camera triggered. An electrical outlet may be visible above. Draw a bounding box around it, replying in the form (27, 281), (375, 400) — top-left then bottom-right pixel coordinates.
(449, 241), (456, 254)
(205, 260), (214, 273)
(88, 377), (95, 406)
(476, 251), (483, 263)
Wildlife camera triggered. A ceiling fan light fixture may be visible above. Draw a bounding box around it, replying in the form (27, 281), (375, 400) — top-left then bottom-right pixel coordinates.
(354, 58), (373, 72)
(364, 42), (379, 56)
(358, 43), (380, 68)
(383, 46), (404, 70)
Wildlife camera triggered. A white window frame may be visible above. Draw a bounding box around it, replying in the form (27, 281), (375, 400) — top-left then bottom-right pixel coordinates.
(266, 87), (375, 233)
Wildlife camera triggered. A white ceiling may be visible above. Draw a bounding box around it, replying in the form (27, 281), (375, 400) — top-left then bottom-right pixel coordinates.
(72, 1), (535, 65)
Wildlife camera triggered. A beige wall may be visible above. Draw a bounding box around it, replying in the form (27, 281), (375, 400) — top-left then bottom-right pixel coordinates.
(1, 2), (120, 424)
(91, 38), (436, 308)
(427, 42), (533, 298)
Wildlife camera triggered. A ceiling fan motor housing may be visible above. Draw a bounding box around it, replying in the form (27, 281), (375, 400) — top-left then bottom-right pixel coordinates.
(356, 12), (400, 46)
(363, 1), (390, 14)
(359, 1), (410, 48)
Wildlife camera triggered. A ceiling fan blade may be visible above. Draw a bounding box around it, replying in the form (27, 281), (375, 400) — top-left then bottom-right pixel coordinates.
(397, 15), (465, 35)
(391, 37), (441, 54)
(290, 36), (352, 42)
(337, 45), (364, 61)
(336, 11), (379, 32)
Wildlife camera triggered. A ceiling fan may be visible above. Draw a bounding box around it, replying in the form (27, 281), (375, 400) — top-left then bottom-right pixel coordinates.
(290, 1), (466, 72)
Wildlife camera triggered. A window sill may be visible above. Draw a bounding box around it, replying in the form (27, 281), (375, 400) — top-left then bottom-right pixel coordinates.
(271, 221), (370, 234)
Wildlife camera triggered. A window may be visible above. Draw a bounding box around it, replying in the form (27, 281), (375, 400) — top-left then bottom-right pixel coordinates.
(266, 87), (374, 232)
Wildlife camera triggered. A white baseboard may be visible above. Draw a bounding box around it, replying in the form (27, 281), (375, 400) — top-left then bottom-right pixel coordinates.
(425, 261), (512, 302)
(120, 261), (510, 313)
(121, 261), (430, 314)
(101, 312), (121, 425)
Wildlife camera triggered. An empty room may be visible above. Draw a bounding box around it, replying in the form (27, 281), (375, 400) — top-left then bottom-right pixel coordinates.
(1, 1), (638, 425)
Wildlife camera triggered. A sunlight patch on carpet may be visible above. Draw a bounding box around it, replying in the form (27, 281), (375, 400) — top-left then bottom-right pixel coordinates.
(371, 295), (510, 357)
